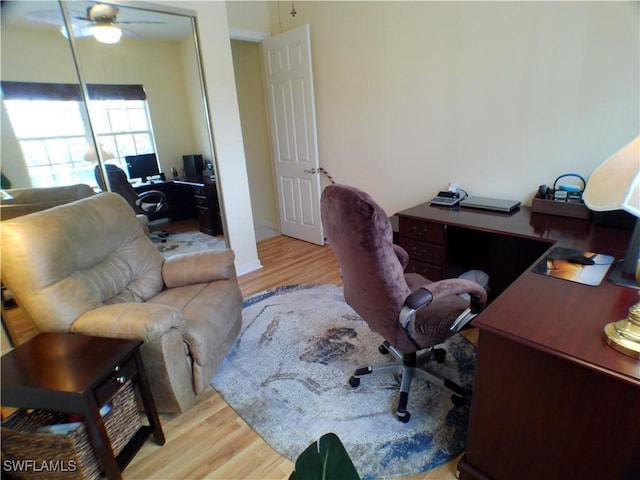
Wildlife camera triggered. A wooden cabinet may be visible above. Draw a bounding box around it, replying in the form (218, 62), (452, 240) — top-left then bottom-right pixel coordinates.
(171, 178), (223, 236)
(193, 182), (223, 236)
(398, 217), (446, 280)
(1, 333), (165, 480)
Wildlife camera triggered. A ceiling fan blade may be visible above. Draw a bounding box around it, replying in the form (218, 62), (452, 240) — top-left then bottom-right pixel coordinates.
(116, 20), (166, 25)
(27, 9), (85, 26)
(120, 27), (142, 40)
(68, 24), (93, 38)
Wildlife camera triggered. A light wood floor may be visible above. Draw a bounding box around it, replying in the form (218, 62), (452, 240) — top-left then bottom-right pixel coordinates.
(126, 224), (464, 480)
(3, 222), (466, 479)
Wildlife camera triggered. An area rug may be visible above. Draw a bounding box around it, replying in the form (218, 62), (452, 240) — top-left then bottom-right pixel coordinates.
(211, 283), (476, 480)
(151, 230), (226, 258)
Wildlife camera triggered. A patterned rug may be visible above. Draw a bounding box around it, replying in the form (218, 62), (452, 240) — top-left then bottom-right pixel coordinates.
(151, 230), (226, 258)
(211, 284), (476, 480)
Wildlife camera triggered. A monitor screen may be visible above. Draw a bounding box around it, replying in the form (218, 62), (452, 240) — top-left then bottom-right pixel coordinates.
(125, 153), (160, 182)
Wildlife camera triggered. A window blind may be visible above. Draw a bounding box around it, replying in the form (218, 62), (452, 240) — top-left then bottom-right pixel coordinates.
(1, 81), (146, 101)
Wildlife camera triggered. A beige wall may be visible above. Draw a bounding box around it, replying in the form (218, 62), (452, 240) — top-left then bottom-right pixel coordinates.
(168, 1), (261, 274)
(261, 1), (639, 215)
(231, 40), (278, 230)
(227, 0), (271, 33)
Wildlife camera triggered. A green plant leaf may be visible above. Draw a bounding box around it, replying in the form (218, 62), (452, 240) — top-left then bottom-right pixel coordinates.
(291, 433), (360, 480)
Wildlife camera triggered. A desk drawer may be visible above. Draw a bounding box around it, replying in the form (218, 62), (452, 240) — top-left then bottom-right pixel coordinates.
(94, 355), (138, 405)
(399, 238), (445, 265)
(399, 218), (445, 244)
(406, 259), (443, 280)
(195, 195), (209, 208)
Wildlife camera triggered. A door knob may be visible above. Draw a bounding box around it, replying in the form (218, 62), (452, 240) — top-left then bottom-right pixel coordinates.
(304, 168), (317, 174)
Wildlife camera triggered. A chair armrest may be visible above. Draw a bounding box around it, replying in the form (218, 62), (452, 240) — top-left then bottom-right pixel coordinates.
(162, 249), (236, 288)
(70, 303), (185, 343)
(393, 244), (409, 270)
(417, 278), (487, 313)
(137, 190), (167, 213)
(400, 278), (488, 348)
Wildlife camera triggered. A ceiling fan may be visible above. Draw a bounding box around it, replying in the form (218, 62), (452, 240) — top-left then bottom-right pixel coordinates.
(27, 3), (165, 44)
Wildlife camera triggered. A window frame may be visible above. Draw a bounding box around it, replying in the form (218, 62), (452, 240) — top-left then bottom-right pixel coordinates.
(1, 81), (157, 188)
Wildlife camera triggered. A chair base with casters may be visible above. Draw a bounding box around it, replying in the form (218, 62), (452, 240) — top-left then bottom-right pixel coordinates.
(348, 340), (466, 423)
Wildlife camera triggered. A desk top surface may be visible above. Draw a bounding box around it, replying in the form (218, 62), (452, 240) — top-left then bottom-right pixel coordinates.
(396, 202), (640, 385)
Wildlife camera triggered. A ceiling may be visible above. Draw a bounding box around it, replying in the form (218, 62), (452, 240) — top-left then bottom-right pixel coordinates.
(1, 1), (194, 42)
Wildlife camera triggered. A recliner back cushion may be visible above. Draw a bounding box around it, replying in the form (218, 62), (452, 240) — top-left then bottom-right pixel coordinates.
(1, 193), (164, 332)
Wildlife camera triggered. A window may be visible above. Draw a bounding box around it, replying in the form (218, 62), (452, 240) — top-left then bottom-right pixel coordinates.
(2, 81), (156, 188)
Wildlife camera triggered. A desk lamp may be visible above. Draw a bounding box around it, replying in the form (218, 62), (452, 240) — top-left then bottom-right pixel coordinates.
(583, 135), (640, 358)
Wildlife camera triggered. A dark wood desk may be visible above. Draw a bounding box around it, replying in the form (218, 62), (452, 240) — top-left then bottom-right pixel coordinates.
(174, 177), (223, 235)
(133, 180), (197, 221)
(1, 333), (165, 480)
(395, 204), (640, 480)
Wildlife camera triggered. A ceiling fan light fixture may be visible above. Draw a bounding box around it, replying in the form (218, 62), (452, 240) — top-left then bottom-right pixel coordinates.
(90, 24), (122, 44)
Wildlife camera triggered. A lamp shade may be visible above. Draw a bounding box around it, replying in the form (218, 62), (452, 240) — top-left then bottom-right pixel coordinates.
(84, 144), (115, 163)
(582, 135), (640, 217)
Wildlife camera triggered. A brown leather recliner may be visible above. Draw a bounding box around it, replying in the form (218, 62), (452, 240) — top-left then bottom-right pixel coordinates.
(0, 192), (242, 412)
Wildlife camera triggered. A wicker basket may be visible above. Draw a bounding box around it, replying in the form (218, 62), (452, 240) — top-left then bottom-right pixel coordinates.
(1, 381), (141, 480)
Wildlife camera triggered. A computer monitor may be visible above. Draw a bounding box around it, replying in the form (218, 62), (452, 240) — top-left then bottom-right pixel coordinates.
(125, 153), (160, 182)
(183, 154), (204, 179)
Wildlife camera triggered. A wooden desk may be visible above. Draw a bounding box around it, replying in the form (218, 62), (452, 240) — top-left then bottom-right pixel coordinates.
(174, 177), (223, 235)
(395, 204), (640, 480)
(133, 180), (197, 222)
(1, 333), (165, 480)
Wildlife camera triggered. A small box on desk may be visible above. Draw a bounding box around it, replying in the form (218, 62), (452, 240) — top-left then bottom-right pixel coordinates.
(531, 197), (591, 220)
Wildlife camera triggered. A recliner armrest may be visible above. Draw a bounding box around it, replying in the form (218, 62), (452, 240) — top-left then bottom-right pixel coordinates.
(162, 249), (236, 288)
(70, 303), (185, 343)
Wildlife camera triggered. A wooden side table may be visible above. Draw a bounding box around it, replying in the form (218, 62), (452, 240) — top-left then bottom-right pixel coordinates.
(1, 333), (165, 480)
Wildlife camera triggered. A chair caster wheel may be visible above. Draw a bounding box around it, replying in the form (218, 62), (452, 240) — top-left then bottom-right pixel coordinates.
(378, 344), (389, 355)
(349, 376), (360, 388)
(433, 348), (446, 363)
(451, 394), (465, 406)
(397, 411), (411, 423)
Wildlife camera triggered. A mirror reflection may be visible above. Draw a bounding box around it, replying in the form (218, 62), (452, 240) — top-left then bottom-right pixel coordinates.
(1, 0), (224, 238)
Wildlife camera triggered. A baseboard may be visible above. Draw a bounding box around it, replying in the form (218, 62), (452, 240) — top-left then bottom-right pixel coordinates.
(236, 260), (263, 276)
(254, 218), (278, 231)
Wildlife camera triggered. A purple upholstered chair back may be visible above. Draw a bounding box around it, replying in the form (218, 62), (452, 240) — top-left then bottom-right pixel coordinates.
(321, 184), (482, 354)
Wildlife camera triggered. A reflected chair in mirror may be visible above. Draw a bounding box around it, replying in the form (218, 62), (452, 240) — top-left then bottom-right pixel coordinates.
(321, 184), (488, 422)
(95, 164), (170, 241)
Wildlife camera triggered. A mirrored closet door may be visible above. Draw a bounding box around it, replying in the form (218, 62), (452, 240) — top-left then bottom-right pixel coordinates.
(1, 0), (225, 240)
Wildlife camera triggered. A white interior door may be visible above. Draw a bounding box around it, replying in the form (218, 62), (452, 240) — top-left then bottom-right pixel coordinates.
(262, 24), (324, 245)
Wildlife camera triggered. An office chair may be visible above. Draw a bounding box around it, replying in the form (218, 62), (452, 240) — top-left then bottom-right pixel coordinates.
(95, 164), (170, 241)
(321, 184), (488, 422)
